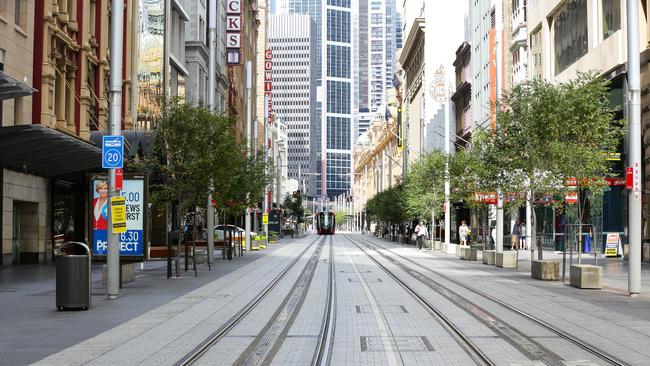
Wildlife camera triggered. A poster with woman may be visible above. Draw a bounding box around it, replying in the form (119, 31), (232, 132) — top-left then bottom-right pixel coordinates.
(93, 180), (109, 230)
(91, 176), (146, 257)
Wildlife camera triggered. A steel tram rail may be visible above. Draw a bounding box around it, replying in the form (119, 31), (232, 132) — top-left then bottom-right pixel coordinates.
(174, 235), (325, 366)
(355, 235), (631, 366)
(234, 235), (330, 365)
(313, 235), (336, 366)
(342, 235), (495, 366)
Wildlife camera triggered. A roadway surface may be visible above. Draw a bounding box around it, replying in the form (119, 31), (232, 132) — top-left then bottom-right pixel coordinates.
(24, 234), (650, 365)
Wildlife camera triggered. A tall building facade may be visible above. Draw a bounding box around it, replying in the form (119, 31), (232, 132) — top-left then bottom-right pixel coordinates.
(278, 0), (357, 199)
(367, 0), (396, 113)
(321, 0), (357, 198)
(269, 14), (317, 195)
(182, 0), (228, 113)
(1, 0), (137, 266)
(137, 0), (189, 129)
(470, 0), (497, 130)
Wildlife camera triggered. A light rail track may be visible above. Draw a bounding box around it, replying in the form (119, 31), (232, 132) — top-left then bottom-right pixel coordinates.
(174, 235), (325, 366)
(342, 235), (495, 366)
(352, 234), (631, 366)
(313, 236), (336, 366)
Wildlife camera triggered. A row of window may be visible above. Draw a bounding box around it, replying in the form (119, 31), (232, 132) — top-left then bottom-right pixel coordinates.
(326, 81), (351, 114)
(273, 61), (310, 67)
(327, 0), (351, 8)
(269, 38), (310, 43)
(326, 9), (351, 43)
(326, 117), (351, 150)
(326, 45), (351, 78)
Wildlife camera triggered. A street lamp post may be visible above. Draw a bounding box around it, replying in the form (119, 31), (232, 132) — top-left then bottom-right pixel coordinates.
(106, 0), (124, 299)
(627, 0), (642, 296)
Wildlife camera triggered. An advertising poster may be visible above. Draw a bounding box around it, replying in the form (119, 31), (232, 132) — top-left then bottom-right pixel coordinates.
(605, 233), (620, 257)
(92, 178), (145, 257)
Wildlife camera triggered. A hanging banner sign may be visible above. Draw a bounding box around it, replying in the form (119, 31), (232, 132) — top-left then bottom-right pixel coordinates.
(474, 192), (497, 205)
(91, 175), (146, 258)
(226, 0), (242, 66)
(605, 233), (621, 257)
(265, 49), (273, 97)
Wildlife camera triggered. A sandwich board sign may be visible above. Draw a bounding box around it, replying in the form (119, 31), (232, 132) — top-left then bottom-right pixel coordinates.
(605, 233), (622, 257)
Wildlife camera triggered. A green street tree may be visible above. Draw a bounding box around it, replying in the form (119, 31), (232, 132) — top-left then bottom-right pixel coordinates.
(282, 190), (305, 229)
(477, 72), (622, 258)
(136, 102), (270, 253)
(404, 150), (445, 228)
(366, 183), (408, 240)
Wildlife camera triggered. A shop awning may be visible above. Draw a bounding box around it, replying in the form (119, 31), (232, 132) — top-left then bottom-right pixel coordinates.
(0, 70), (36, 101)
(0, 125), (101, 177)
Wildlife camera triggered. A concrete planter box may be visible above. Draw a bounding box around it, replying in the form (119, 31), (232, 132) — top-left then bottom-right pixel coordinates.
(570, 264), (603, 289)
(458, 245), (469, 259)
(446, 243), (457, 255)
(102, 263), (135, 285)
(496, 251), (517, 268)
(433, 241), (441, 251)
(440, 243), (447, 253)
(483, 250), (496, 265)
(643, 243), (650, 262)
(531, 260), (559, 280)
(462, 247), (478, 261)
(456, 245), (470, 257)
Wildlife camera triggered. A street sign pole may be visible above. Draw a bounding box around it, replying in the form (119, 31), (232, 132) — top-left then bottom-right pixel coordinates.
(627, 0), (642, 296)
(107, 0), (124, 299)
(206, 0), (217, 268)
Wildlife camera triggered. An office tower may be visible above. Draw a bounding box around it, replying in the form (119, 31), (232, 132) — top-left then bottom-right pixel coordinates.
(269, 14), (317, 195)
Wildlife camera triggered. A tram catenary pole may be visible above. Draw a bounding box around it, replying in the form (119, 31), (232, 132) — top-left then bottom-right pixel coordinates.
(206, 0), (217, 268)
(245, 61), (253, 251)
(107, 0), (124, 299)
(627, 0), (642, 296)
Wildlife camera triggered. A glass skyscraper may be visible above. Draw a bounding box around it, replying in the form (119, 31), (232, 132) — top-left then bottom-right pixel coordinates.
(278, 0), (357, 199)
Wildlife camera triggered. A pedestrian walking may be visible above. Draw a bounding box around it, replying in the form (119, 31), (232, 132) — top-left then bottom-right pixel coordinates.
(490, 222), (497, 249)
(511, 219), (521, 250)
(520, 221), (527, 250)
(459, 221), (470, 246)
(416, 222), (428, 251)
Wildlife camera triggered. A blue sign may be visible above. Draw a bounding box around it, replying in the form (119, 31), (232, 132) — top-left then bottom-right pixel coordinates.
(102, 136), (124, 169)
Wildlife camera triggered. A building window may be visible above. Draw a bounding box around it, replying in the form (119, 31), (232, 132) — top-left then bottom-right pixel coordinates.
(602, 0), (621, 39)
(530, 29), (543, 79)
(553, 0), (588, 75)
(15, 0), (24, 26)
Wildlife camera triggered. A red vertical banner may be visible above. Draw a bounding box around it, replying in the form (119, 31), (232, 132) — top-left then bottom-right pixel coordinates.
(265, 49), (273, 123)
(626, 167), (634, 189)
(488, 29), (497, 131)
(115, 169), (123, 190)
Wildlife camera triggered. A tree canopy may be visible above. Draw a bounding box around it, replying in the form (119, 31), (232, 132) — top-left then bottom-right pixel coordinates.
(136, 102), (270, 219)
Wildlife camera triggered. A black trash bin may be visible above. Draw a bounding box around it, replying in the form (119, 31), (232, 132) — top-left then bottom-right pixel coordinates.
(56, 242), (92, 311)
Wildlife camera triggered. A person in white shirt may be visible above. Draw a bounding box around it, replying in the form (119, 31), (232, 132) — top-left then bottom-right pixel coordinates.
(459, 221), (470, 245)
(416, 222), (428, 251)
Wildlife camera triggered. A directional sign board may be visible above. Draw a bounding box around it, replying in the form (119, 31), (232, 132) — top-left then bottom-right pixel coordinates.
(102, 136), (124, 169)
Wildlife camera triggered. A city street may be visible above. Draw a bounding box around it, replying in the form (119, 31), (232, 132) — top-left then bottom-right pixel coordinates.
(16, 234), (650, 366)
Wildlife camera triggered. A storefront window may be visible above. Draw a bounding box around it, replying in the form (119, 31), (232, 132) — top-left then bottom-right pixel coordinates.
(554, 0), (588, 74)
(602, 0), (621, 40)
(52, 181), (83, 251)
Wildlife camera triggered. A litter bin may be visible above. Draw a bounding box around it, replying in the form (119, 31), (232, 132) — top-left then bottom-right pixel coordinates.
(56, 242), (91, 311)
